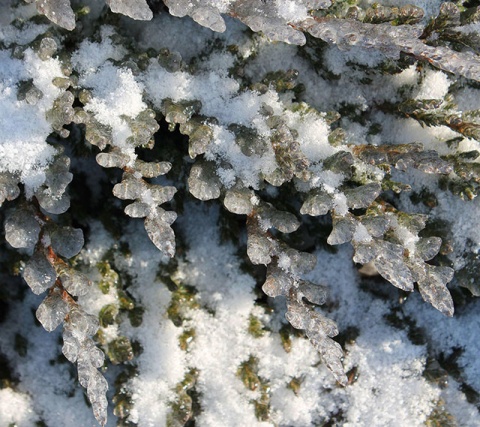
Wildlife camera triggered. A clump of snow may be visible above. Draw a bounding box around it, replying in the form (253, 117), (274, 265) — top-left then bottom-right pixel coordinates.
(332, 192), (349, 216)
(415, 69), (450, 100)
(0, 388), (39, 427)
(344, 327), (438, 427)
(0, 48), (64, 192)
(132, 14), (248, 63)
(275, 0), (308, 22)
(71, 26), (128, 74)
(80, 63), (147, 161)
(373, 112), (458, 155)
(284, 110), (334, 162)
(433, 192), (480, 267)
(455, 86), (480, 112)
(405, 294), (480, 394)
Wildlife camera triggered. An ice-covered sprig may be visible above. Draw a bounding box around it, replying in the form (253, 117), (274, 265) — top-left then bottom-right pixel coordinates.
(2, 157), (108, 425)
(246, 210), (347, 385)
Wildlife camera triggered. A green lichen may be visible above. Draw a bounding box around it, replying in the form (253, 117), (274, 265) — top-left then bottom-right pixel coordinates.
(167, 369), (199, 427)
(178, 328), (195, 351)
(99, 304), (119, 328)
(167, 282), (199, 327)
(107, 337), (134, 365)
(287, 376), (303, 395)
(237, 356), (271, 421)
(425, 400), (458, 427)
(97, 261), (119, 294)
(247, 314), (266, 338)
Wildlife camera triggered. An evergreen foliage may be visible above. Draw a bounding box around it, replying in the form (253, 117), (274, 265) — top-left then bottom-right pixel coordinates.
(1, 0), (480, 425)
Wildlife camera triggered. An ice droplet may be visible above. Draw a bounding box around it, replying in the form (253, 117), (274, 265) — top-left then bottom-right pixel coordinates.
(344, 183), (382, 210)
(418, 265), (454, 317)
(113, 175), (146, 200)
(258, 203), (300, 233)
(106, 0), (153, 20)
(124, 202), (151, 218)
(60, 270), (91, 296)
(373, 241), (414, 291)
(247, 228), (275, 265)
(297, 280), (328, 305)
(50, 226), (84, 259)
(35, 187), (70, 214)
(62, 328), (80, 363)
(300, 190), (333, 216)
(262, 262), (293, 297)
(0, 173), (20, 206)
(36, 290), (69, 332)
(96, 151), (130, 169)
(224, 187), (254, 215)
(188, 160), (222, 201)
(149, 185), (177, 204)
(134, 160), (172, 178)
(327, 215), (356, 245)
(23, 251), (57, 295)
(4, 208), (40, 250)
(415, 237), (442, 261)
(67, 308), (99, 339)
(144, 216), (176, 257)
(35, 0), (76, 31)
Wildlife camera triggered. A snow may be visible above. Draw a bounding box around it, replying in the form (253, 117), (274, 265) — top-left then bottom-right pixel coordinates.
(0, 48), (63, 192)
(71, 26), (128, 75)
(0, 388), (38, 427)
(415, 69), (450, 100)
